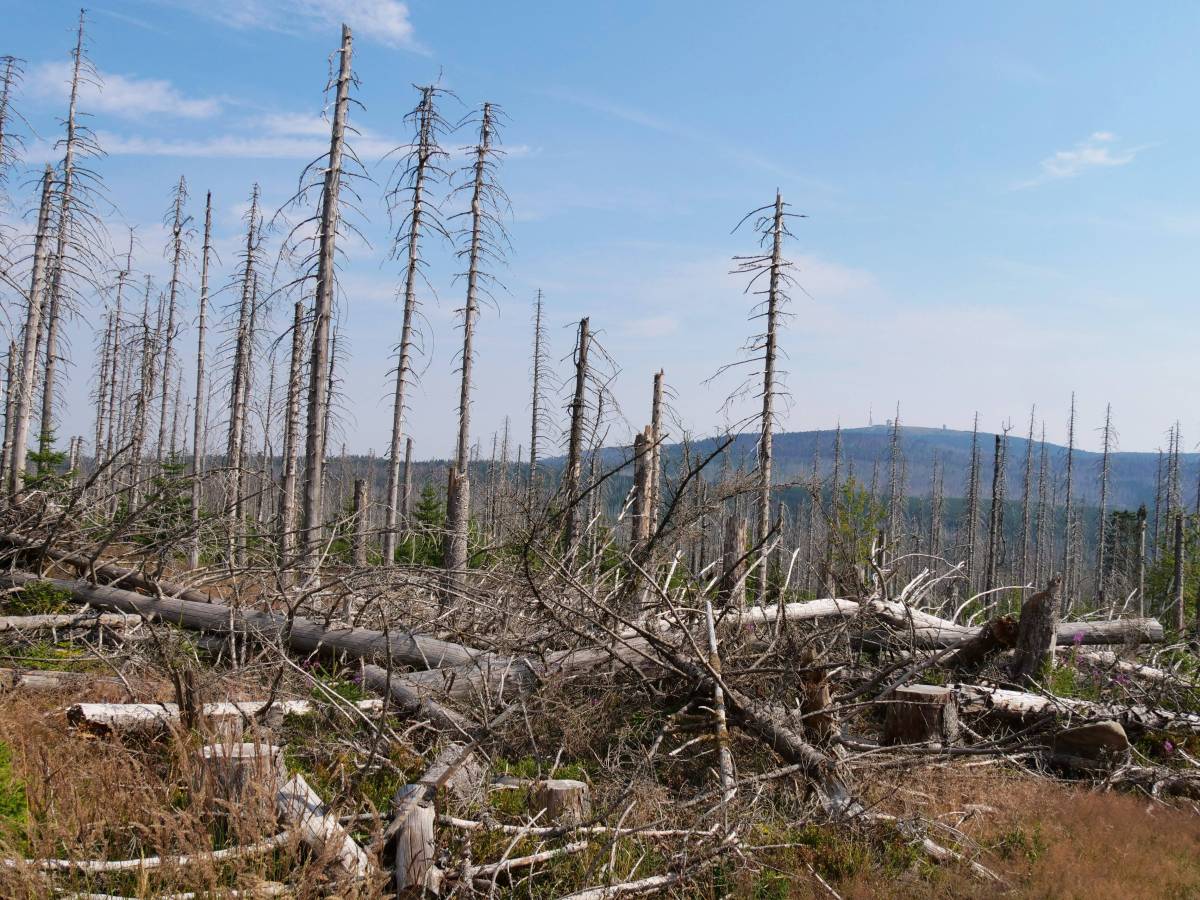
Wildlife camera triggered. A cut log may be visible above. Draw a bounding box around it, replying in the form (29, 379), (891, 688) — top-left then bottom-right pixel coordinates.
(529, 779), (591, 826)
(882, 684), (960, 745)
(0, 573), (482, 671)
(0, 667), (125, 693)
(195, 742), (287, 831)
(954, 683), (1200, 736)
(68, 698), (385, 735)
(0, 613), (133, 632)
(276, 773), (373, 879)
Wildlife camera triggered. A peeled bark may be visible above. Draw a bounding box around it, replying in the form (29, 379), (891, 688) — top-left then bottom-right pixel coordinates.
(300, 24), (353, 570)
(8, 167), (55, 494)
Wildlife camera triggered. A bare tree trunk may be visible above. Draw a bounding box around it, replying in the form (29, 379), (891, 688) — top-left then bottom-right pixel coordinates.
(188, 194), (212, 569)
(352, 478), (369, 567)
(1136, 504), (1147, 618)
(402, 436), (414, 525)
(984, 433), (1004, 597)
(9, 167), (55, 494)
(562, 317), (590, 552)
(1097, 403), (1113, 605)
(649, 369), (664, 538)
(1034, 424), (1049, 586)
(1153, 448), (1164, 562)
(886, 406), (902, 546)
(825, 423), (842, 595)
(929, 453), (944, 564)
(1018, 407), (1035, 586)
(1173, 513), (1185, 632)
(752, 194), (787, 605)
(38, 13), (88, 466)
(1062, 393), (1076, 614)
(278, 301), (305, 570)
(963, 413), (980, 591)
(444, 103), (497, 581)
(157, 176), (188, 462)
(528, 289), (547, 501)
(129, 277), (156, 507)
(300, 24), (353, 572)
(105, 232), (133, 473)
(225, 190), (259, 567)
(384, 84), (444, 568)
(0, 341), (16, 489)
(720, 514), (747, 608)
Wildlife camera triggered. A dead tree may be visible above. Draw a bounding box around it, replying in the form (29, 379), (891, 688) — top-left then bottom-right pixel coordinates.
(444, 101), (506, 582)
(1062, 393), (1077, 612)
(1018, 407), (1035, 587)
(1172, 513), (1185, 632)
(156, 176), (191, 461)
(984, 430), (1007, 598)
(1097, 403), (1114, 604)
(188, 193), (213, 569)
(1011, 575), (1062, 686)
(383, 83), (450, 567)
(40, 11), (105, 464)
(225, 187), (261, 567)
(278, 301), (305, 569)
(562, 317), (590, 552)
(299, 24), (354, 571)
(886, 405), (902, 550)
(1136, 504), (1147, 617)
(723, 191), (798, 605)
(528, 289), (552, 501)
(1034, 424), (1049, 585)
(963, 414), (980, 591)
(352, 478), (369, 567)
(8, 167), (54, 494)
(649, 370), (665, 537)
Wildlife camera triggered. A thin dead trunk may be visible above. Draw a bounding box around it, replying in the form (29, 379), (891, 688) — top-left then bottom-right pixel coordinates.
(300, 23), (353, 570)
(157, 176), (188, 461)
(189, 194), (212, 569)
(562, 317), (590, 552)
(278, 300), (305, 569)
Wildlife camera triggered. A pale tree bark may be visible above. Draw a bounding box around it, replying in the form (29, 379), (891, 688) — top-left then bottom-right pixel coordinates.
(300, 23), (353, 571)
(1018, 407), (1035, 587)
(648, 369), (664, 538)
(444, 102), (499, 581)
(754, 192), (786, 606)
(1034, 424), (1049, 586)
(157, 176), (189, 461)
(984, 432), (1006, 597)
(129, 276), (156, 507)
(225, 188), (260, 567)
(278, 300), (305, 569)
(402, 436), (414, 524)
(963, 413), (980, 591)
(384, 84), (447, 567)
(0, 340), (16, 488)
(1061, 393), (1076, 614)
(825, 423), (842, 595)
(886, 405), (902, 547)
(528, 289), (548, 501)
(1097, 403), (1113, 604)
(39, 12), (88, 465)
(1172, 513), (1185, 632)
(9, 167), (55, 494)
(929, 452), (944, 563)
(189, 193), (212, 569)
(105, 231), (133, 471)
(1136, 504), (1147, 617)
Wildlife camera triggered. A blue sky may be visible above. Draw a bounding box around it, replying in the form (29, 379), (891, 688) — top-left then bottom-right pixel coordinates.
(3, 1), (1199, 457)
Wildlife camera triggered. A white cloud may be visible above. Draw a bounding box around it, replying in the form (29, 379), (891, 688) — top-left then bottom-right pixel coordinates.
(31, 61), (221, 120)
(166, 0), (419, 49)
(1019, 131), (1145, 188)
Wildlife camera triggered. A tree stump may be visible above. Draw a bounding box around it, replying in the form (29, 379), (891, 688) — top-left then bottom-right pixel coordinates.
(194, 742), (286, 841)
(883, 685), (960, 745)
(529, 779), (591, 826)
(1011, 576), (1062, 686)
(393, 783), (441, 895)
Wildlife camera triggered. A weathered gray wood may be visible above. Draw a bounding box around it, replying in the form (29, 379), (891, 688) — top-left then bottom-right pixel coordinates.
(883, 684), (959, 745)
(0, 573), (483, 671)
(277, 772), (373, 879)
(1011, 576), (1062, 685)
(393, 783), (440, 895)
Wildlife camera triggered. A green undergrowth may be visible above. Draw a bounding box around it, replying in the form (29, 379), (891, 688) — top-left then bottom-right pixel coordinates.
(6, 581), (72, 616)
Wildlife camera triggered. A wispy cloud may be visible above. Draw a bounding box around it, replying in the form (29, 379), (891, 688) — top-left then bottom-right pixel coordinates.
(160, 0), (421, 50)
(30, 61), (222, 119)
(1017, 131), (1147, 188)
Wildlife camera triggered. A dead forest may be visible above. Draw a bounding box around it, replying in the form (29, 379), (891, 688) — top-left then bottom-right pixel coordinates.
(0, 14), (1199, 900)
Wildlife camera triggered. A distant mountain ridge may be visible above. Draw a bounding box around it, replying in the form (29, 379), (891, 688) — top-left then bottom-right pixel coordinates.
(581, 425), (1189, 512)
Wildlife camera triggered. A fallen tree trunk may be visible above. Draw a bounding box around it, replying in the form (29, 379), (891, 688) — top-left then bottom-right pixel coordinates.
(67, 698), (385, 734)
(0, 612), (135, 632)
(0, 667), (126, 693)
(954, 683), (1200, 735)
(0, 572), (482, 671)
